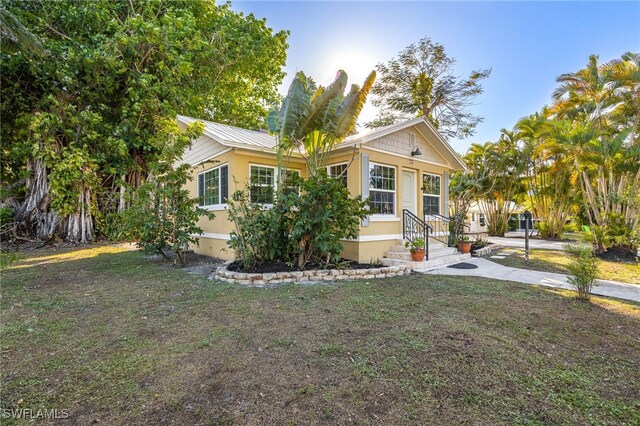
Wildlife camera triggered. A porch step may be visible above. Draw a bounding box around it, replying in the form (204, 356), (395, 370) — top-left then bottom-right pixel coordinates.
(382, 252), (472, 272)
(384, 246), (458, 261)
(388, 240), (448, 252)
(382, 238), (471, 272)
(384, 239), (457, 261)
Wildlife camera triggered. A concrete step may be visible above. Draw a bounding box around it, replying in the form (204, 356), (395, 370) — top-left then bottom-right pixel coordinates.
(385, 247), (459, 261)
(389, 242), (448, 252)
(382, 252), (472, 272)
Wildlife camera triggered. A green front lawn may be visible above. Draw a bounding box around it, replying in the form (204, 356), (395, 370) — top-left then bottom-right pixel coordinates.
(488, 249), (640, 284)
(1, 246), (639, 424)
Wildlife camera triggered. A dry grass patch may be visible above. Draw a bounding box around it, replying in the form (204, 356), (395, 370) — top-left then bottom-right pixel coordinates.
(1, 245), (639, 424)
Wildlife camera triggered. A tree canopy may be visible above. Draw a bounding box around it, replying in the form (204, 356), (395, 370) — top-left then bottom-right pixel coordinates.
(1, 0), (288, 242)
(367, 37), (491, 140)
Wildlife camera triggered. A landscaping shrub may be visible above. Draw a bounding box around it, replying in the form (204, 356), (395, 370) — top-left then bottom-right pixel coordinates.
(226, 188), (293, 270)
(227, 172), (368, 269)
(471, 235), (489, 251)
(290, 173), (368, 267)
(0, 206), (14, 226)
(565, 243), (599, 301)
(125, 162), (214, 266)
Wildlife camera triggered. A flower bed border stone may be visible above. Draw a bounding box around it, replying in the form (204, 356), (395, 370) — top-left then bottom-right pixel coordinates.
(210, 261), (411, 286)
(472, 243), (501, 257)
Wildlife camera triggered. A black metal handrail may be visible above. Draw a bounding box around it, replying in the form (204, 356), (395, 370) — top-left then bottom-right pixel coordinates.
(424, 212), (470, 246)
(402, 209), (432, 261)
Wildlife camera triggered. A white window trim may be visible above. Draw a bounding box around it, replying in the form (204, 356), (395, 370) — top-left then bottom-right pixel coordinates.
(249, 164), (277, 205)
(327, 161), (348, 181)
(370, 216), (401, 222)
(422, 172), (441, 217)
(197, 163), (228, 208)
(248, 164), (301, 205)
(369, 162), (397, 216)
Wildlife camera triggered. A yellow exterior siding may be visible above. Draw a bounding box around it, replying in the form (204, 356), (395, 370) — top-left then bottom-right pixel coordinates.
(183, 121), (462, 263)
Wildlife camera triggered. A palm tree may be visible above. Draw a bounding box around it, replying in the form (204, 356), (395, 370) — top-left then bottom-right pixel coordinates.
(516, 114), (576, 239)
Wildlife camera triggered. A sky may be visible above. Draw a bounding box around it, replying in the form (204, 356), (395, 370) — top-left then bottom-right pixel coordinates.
(231, 1), (640, 154)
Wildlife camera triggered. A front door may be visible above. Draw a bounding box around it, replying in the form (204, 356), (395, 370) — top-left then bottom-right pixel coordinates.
(401, 170), (417, 216)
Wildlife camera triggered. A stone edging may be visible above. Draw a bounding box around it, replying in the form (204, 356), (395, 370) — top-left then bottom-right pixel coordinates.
(210, 262), (411, 286)
(471, 243), (501, 257)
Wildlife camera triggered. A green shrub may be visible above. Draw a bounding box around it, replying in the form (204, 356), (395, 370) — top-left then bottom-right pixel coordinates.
(289, 173), (368, 267)
(227, 172), (368, 269)
(94, 211), (135, 242)
(226, 188), (292, 270)
(124, 163), (214, 266)
(565, 243), (599, 301)
(0, 206), (14, 226)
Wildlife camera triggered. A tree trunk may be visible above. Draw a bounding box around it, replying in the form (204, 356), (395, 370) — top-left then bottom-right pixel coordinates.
(65, 187), (94, 243)
(15, 157), (62, 240)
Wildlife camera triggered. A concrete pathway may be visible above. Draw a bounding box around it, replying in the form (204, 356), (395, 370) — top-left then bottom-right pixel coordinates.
(487, 236), (569, 251)
(424, 257), (640, 303)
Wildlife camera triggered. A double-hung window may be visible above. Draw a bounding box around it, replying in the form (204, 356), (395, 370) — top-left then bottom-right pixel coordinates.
(249, 165), (276, 204)
(197, 164), (228, 207)
(422, 173), (441, 215)
(369, 163), (396, 215)
(328, 163), (348, 187)
(249, 165), (301, 203)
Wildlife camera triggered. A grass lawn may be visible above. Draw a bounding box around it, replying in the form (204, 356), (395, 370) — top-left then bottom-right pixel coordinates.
(488, 249), (640, 285)
(1, 245), (639, 424)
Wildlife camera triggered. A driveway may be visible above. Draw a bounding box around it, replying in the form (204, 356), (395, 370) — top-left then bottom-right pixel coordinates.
(425, 257), (640, 302)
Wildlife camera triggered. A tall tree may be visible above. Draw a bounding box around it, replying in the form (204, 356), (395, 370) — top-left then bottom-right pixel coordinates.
(1, 0), (288, 242)
(465, 130), (525, 237)
(367, 37), (491, 140)
(550, 53), (640, 252)
(516, 114), (577, 239)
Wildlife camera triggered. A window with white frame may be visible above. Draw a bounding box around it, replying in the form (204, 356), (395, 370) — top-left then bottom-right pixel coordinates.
(197, 164), (228, 207)
(422, 173), (441, 215)
(249, 165), (275, 204)
(369, 163), (396, 215)
(249, 165), (301, 203)
(328, 163), (348, 187)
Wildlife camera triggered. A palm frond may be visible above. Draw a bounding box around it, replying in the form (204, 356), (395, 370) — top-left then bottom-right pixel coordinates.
(332, 71), (376, 139)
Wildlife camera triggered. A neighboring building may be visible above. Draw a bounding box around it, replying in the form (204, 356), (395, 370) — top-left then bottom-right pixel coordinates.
(465, 201), (525, 234)
(177, 115), (466, 263)
(466, 202), (488, 234)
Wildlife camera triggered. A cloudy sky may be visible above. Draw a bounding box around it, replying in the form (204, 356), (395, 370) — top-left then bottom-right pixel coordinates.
(232, 1), (640, 154)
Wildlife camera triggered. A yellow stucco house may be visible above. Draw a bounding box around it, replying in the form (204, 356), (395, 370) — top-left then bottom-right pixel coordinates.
(177, 115), (468, 266)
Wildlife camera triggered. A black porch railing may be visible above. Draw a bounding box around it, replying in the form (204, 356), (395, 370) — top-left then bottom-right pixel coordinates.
(424, 213), (470, 246)
(402, 209), (432, 261)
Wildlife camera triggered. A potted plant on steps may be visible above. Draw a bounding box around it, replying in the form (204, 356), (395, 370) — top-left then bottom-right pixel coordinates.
(405, 237), (426, 261)
(457, 235), (471, 254)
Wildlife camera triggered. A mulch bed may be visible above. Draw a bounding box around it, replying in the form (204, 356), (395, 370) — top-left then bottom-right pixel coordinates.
(227, 259), (382, 273)
(597, 246), (640, 264)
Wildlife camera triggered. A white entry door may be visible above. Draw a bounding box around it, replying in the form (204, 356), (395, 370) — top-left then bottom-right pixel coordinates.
(401, 170), (417, 215)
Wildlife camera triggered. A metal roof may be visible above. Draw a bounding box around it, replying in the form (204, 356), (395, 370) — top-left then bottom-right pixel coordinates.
(176, 114), (466, 170)
(177, 115), (276, 150)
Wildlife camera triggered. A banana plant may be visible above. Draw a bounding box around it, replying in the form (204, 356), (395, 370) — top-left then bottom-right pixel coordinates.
(268, 69), (376, 185)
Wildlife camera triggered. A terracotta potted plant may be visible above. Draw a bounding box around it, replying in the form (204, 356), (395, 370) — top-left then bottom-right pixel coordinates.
(405, 237), (426, 261)
(457, 235), (471, 254)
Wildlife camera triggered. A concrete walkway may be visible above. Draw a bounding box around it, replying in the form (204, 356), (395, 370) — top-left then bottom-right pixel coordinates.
(487, 236), (569, 251)
(425, 257), (640, 303)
